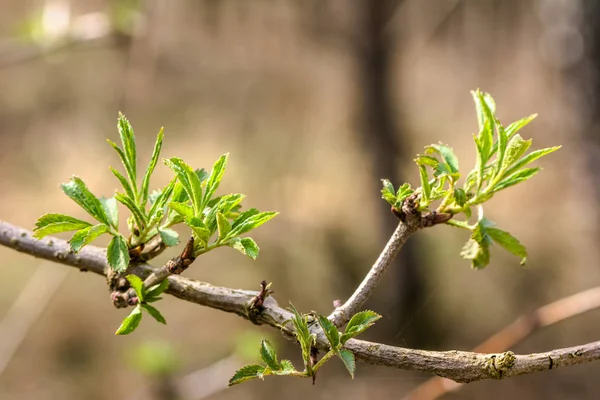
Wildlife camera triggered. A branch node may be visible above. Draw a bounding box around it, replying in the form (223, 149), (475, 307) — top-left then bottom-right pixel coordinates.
(485, 351), (516, 379)
(166, 236), (196, 274)
(247, 280), (274, 323)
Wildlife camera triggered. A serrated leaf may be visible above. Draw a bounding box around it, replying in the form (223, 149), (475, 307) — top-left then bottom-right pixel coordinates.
(426, 144), (459, 174)
(69, 224), (109, 252)
(288, 304), (315, 373)
(228, 364), (265, 386)
(418, 166), (431, 205)
(496, 124), (508, 175)
(117, 113), (137, 184)
(492, 168), (540, 193)
(33, 214), (92, 239)
(107, 141), (137, 198)
(259, 340), (280, 371)
(502, 146), (561, 178)
(141, 127), (164, 205)
(505, 114), (537, 137)
(337, 349), (356, 378)
(415, 155), (439, 168)
(115, 305), (142, 335)
(107, 234), (130, 273)
(99, 197), (119, 229)
(203, 154), (228, 207)
(164, 158), (203, 217)
(453, 188), (467, 207)
(501, 134), (532, 172)
(168, 202), (194, 219)
(229, 237), (260, 260)
(216, 212), (231, 241)
(228, 211), (278, 237)
(487, 227), (527, 265)
(158, 228), (179, 247)
(148, 179), (175, 222)
(278, 360), (296, 374)
(318, 315), (340, 349)
(185, 216), (210, 247)
(141, 303), (166, 324)
(126, 274), (145, 300)
(115, 192), (147, 229)
(340, 310), (381, 344)
(146, 279), (169, 298)
(381, 179), (397, 205)
(109, 166), (136, 202)
(61, 177), (111, 226)
(460, 238), (490, 269)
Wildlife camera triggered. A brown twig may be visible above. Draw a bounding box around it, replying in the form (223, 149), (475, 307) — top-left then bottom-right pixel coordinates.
(404, 286), (600, 400)
(2, 220), (600, 383)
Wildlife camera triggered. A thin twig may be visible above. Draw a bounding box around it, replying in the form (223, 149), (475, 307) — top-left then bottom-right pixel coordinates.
(403, 286), (600, 400)
(2, 220), (600, 383)
(328, 217), (420, 327)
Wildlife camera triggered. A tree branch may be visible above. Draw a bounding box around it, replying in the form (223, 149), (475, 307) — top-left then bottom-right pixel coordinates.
(328, 215), (420, 327)
(404, 285), (600, 399)
(2, 220), (600, 383)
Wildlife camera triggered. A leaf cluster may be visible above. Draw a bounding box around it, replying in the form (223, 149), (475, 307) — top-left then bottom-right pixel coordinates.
(115, 275), (169, 335)
(381, 90), (560, 268)
(228, 307), (381, 386)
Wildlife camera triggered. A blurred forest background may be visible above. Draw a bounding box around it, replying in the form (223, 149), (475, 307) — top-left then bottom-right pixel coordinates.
(1, 0), (600, 399)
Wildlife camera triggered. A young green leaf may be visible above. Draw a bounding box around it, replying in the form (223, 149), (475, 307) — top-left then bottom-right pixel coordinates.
(117, 113), (137, 185)
(146, 279), (169, 299)
(502, 146), (561, 178)
(395, 183), (414, 204)
(107, 234), (130, 273)
(337, 349), (356, 378)
(228, 364), (265, 386)
(115, 305), (142, 335)
(61, 177), (110, 226)
(164, 158), (203, 217)
(500, 134), (532, 173)
(505, 113), (537, 137)
(381, 179), (396, 205)
(229, 237), (260, 260)
(216, 212), (231, 241)
(460, 238), (490, 269)
(69, 224), (109, 252)
(168, 202), (194, 220)
(115, 192), (147, 229)
(203, 154), (229, 207)
(278, 360), (297, 374)
(288, 304), (315, 373)
(418, 166), (431, 205)
(141, 127), (164, 205)
(186, 217), (210, 248)
(148, 179), (175, 223)
(33, 214), (92, 239)
(486, 227), (527, 265)
(317, 315), (340, 349)
(141, 303), (166, 324)
(228, 212), (278, 237)
(109, 166), (136, 201)
(158, 228), (179, 247)
(491, 168), (540, 193)
(126, 274), (145, 300)
(99, 197), (119, 229)
(259, 340), (281, 371)
(426, 144), (459, 174)
(340, 310), (381, 344)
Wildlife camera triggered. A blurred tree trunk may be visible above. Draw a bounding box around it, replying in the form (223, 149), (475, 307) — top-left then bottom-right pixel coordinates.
(351, 0), (430, 346)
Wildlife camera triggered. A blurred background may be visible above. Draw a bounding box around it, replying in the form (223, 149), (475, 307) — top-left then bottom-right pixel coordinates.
(1, 0), (600, 399)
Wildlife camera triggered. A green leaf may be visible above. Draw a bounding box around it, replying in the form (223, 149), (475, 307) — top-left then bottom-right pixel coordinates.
(203, 154), (229, 207)
(229, 237), (260, 260)
(426, 143), (459, 174)
(496, 124), (508, 175)
(502, 146), (561, 178)
(146, 279), (169, 299)
(381, 179), (396, 205)
(259, 340), (280, 371)
(33, 214), (92, 239)
(61, 177), (111, 226)
(148, 179), (175, 223)
(141, 303), (166, 324)
(158, 228), (179, 247)
(164, 158), (203, 217)
(228, 364), (265, 386)
(115, 192), (147, 229)
(500, 134), (532, 172)
(505, 114), (537, 137)
(126, 274), (145, 300)
(115, 305), (142, 335)
(228, 211), (278, 237)
(288, 304), (315, 374)
(395, 183), (414, 205)
(185, 216), (210, 247)
(141, 127), (164, 205)
(491, 168), (540, 193)
(110, 166), (136, 201)
(107, 234), (130, 273)
(69, 224), (109, 252)
(337, 349), (356, 378)
(99, 197), (119, 229)
(453, 188), (467, 207)
(418, 166), (431, 205)
(117, 113), (137, 185)
(317, 315), (340, 349)
(487, 227), (528, 265)
(340, 310), (381, 344)
(460, 238), (490, 269)
(168, 202), (194, 220)
(216, 212), (231, 241)
(278, 360), (296, 374)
